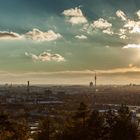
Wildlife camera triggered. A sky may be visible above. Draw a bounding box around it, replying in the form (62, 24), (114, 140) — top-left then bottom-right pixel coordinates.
(1, 0), (140, 85)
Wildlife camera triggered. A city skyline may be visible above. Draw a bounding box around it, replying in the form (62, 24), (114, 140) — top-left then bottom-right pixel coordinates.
(0, 0), (140, 84)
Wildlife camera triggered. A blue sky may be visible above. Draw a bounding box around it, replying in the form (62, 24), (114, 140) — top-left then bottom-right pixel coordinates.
(0, 0), (140, 84)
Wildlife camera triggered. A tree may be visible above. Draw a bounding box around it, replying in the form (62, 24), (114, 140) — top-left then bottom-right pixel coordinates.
(109, 105), (139, 140)
(55, 104), (140, 140)
(86, 110), (106, 140)
(74, 102), (88, 126)
(11, 120), (30, 140)
(35, 117), (59, 140)
(0, 113), (30, 140)
(55, 102), (89, 140)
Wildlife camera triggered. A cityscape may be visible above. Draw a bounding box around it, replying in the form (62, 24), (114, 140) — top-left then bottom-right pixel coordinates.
(1, 0), (140, 139)
(0, 78), (140, 139)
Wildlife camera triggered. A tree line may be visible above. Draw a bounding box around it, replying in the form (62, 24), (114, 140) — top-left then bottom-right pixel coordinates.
(0, 103), (140, 140)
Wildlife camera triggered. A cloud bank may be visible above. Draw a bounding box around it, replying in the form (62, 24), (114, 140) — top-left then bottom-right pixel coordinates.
(123, 44), (140, 49)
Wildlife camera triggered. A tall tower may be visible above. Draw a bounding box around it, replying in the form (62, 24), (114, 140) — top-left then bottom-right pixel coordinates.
(27, 81), (30, 93)
(95, 73), (97, 91)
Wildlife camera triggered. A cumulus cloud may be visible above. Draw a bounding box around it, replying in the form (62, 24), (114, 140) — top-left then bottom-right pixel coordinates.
(122, 44), (140, 49)
(0, 29), (62, 42)
(115, 10), (140, 35)
(92, 18), (112, 29)
(136, 10), (140, 19)
(68, 16), (87, 24)
(123, 19), (140, 34)
(91, 18), (113, 35)
(117, 28), (128, 39)
(103, 28), (114, 35)
(130, 24), (140, 33)
(75, 35), (87, 39)
(25, 52), (65, 62)
(62, 7), (83, 17)
(119, 28), (127, 34)
(62, 7), (87, 24)
(120, 35), (128, 39)
(116, 10), (127, 21)
(124, 20), (136, 29)
(0, 31), (23, 40)
(26, 28), (62, 42)
(81, 23), (93, 34)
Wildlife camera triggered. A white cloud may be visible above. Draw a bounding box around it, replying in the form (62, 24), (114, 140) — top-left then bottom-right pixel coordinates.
(136, 10), (140, 19)
(130, 24), (140, 33)
(116, 10), (127, 21)
(117, 28), (128, 39)
(119, 28), (127, 34)
(124, 20), (136, 29)
(75, 35), (87, 39)
(26, 28), (62, 42)
(0, 31), (23, 40)
(103, 28), (114, 35)
(81, 23), (93, 34)
(91, 18), (113, 35)
(62, 7), (83, 17)
(122, 44), (140, 49)
(115, 10), (140, 37)
(69, 16), (87, 25)
(25, 52), (65, 62)
(120, 35), (128, 39)
(92, 18), (112, 29)
(62, 7), (87, 25)
(123, 19), (140, 34)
